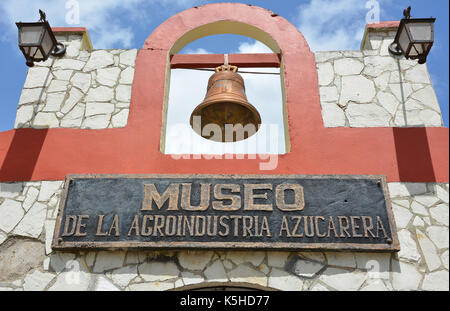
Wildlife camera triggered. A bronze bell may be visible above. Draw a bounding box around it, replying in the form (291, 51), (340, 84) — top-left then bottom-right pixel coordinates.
(190, 65), (261, 142)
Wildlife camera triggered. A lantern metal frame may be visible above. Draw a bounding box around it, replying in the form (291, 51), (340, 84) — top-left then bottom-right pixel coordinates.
(16, 10), (66, 67)
(388, 7), (436, 64)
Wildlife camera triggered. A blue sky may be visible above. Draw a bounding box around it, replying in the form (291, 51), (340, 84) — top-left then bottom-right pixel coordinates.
(0, 0), (448, 132)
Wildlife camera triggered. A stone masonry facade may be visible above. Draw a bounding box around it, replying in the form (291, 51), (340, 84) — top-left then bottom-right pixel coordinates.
(316, 28), (443, 128)
(4, 25), (448, 291)
(0, 181), (448, 291)
(15, 33), (136, 130)
(14, 27), (444, 131)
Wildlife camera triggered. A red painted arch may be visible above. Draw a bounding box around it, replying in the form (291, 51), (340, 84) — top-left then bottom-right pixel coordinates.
(0, 3), (448, 183)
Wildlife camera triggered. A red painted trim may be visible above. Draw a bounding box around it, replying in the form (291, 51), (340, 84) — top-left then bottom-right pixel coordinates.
(367, 21), (400, 29)
(0, 4), (448, 183)
(51, 27), (87, 33)
(171, 53), (281, 68)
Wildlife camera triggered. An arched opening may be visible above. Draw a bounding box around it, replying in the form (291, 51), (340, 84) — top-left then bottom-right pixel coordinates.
(160, 21), (289, 155)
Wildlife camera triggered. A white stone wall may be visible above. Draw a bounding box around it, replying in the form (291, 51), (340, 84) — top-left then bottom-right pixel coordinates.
(15, 34), (136, 130)
(14, 29), (443, 131)
(0, 181), (448, 291)
(316, 30), (443, 128)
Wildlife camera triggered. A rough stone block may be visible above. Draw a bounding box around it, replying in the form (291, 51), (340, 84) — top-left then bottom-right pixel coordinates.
(225, 251), (265, 267)
(388, 183), (427, 197)
(110, 265), (138, 288)
(317, 62), (334, 86)
(85, 102), (115, 117)
(47, 80), (69, 93)
(0, 239), (46, 282)
(38, 181), (62, 202)
(319, 86), (339, 102)
(111, 109), (129, 127)
(322, 103), (346, 127)
(268, 268), (303, 291)
(119, 67), (135, 84)
(178, 251), (213, 271)
(228, 265), (267, 287)
(24, 67), (51, 88)
(43, 92), (65, 112)
(93, 251), (126, 273)
(23, 270), (55, 291)
(83, 114), (110, 129)
(397, 229), (421, 263)
(181, 271), (204, 286)
(319, 268), (366, 291)
(15, 105), (34, 128)
(86, 86), (114, 102)
(346, 104), (391, 127)
(13, 202), (47, 238)
(421, 270), (449, 291)
(204, 260), (228, 282)
(405, 65), (431, 84)
(425, 226), (449, 250)
(0, 199), (24, 233)
(138, 261), (179, 282)
(340, 76), (376, 105)
(429, 204), (449, 226)
(32, 112), (59, 128)
(97, 67), (121, 87)
(54, 59), (85, 71)
(71, 72), (92, 93)
(391, 260), (422, 290)
(95, 276), (120, 291)
(84, 51), (114, 71)
(116, 85), (132, 102)
(416, 229), (442, 272)
(119, 50), (138, 67)
(334, 58), (364, 76)
(18, 88), (44, 106)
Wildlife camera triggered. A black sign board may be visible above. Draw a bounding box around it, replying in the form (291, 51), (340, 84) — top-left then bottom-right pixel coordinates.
(52, 174), (400, 252)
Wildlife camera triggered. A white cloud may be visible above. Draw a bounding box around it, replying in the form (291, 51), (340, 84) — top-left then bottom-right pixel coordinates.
(0, 0), (204, 48)
(235, 41), (272, 54)
(296, 0), (372, 51)
(184, 48), (211, 54)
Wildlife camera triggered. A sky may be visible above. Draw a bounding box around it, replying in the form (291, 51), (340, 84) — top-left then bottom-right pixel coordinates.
(0, 0), (448, 140)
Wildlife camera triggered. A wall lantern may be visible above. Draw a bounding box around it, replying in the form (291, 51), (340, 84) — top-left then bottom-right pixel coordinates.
(388, 6), (436, 64)
(16, 10), (66, 67)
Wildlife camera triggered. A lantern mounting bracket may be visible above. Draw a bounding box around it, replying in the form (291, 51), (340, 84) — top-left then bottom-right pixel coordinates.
(388, 42), (403, 56)
(51, 42), (67, 57)
(39, 9), (47, 22)
(403, 6), (411, 20)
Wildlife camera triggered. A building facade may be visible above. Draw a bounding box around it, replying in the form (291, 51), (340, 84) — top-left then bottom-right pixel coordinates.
(0, 3), (448, 291)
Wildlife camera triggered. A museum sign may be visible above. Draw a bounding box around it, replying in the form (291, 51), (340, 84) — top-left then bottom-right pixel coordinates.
(52, 175), (399, 252)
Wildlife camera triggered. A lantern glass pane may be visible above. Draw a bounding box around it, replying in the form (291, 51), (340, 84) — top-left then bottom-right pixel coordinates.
(41, 28), (55, 56)
(19, 26), (44, 45)
(409, 44), (422, 56)
(410, 43), (431, 57)
(31, 47), (44, 61)
(35, 49), (44, 60)
(406, 22), (433, 42)
(29, 47), (38, 57)
(398, 26), (410, 53)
